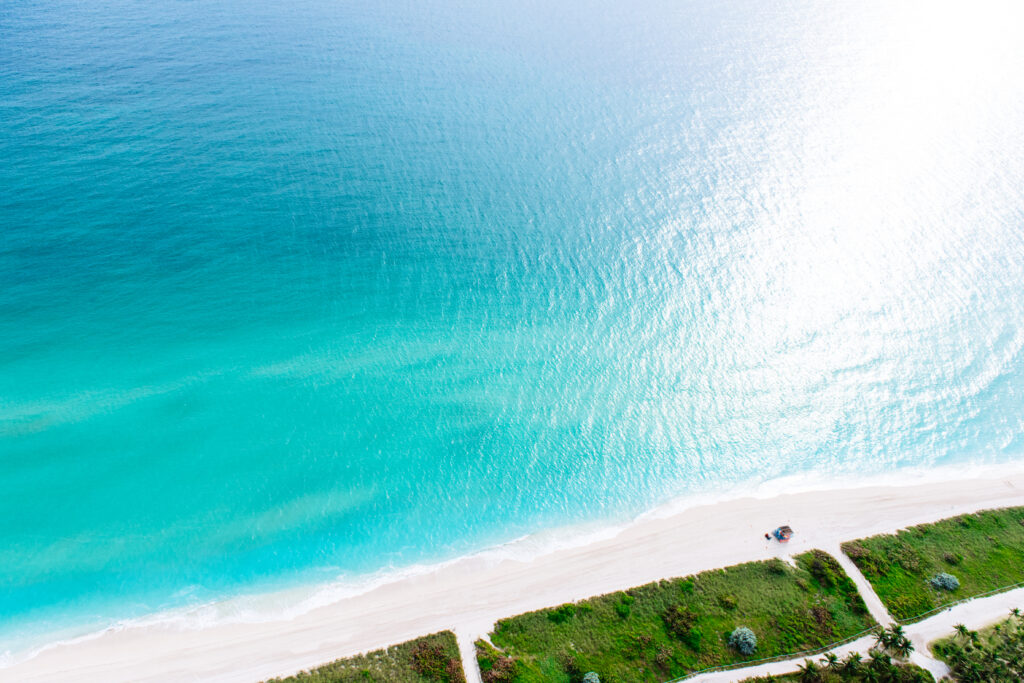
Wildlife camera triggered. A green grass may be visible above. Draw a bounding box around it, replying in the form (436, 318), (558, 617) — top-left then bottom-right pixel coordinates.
(841, 507), (1024, 622)
(264, 630), (465, 683)
(475, 551), (876, 683)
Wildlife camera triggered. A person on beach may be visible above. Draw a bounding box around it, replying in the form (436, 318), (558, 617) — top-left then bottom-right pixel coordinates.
(764, 533), (771, 541)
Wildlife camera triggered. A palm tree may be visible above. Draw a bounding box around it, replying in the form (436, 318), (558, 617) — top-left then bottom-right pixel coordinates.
(873, 628), (890, 650)
(954, 623), (970, 639)
(822, 652), (840, 672)
(892, 635), (914, 658)
(1011, 607), (1021, 618)
(842, 651), (863, 672)
(797, 658), (821, 683)
(860, 665), (880, 683)
(884, 624), (913, 658)
(945, 645), (968, 668)
(867, 649), (892, 670)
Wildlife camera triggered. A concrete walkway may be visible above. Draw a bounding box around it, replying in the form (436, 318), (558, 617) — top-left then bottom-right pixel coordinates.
(827, 544), (894, 626)
(827, 544), (946, 679)
(455, 631), (483, 683)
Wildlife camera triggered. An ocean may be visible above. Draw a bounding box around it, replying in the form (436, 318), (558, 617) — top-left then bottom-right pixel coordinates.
(2, 0), (1024, 661)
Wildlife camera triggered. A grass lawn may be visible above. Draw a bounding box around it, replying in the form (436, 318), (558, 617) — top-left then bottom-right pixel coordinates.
(264, 631), (465, 683)
(840, 507), (1024, 622)
(475, 551), (875, 683)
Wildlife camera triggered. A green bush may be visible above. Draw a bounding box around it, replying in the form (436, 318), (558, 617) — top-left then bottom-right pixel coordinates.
(728, 627), (757, 655)
(613, 592), (635, 619)
(476, 640), (518, 683)
(662, 604), (697, 639)
(411, 642), (451, 679)
(928, 573), (959, 591)
(548, 604), (576, 624)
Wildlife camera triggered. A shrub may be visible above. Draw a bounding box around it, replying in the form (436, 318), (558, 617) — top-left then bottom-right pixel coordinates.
(843, 541), (870, 560)
(614, 592), (634, 618)
(662, 605), (696, 639)
(729, 626), (757, 655)
(662, 604), (703, 650)
(930, 573), (960, 591)
(410, 642), (449, 679)
(943, 552), (962, 565)
(560, 653), (581, 679)
(445, 658), (466, 683)
(626, 633), (653, 656)
(892, 545), (923, 573)
(548, 604), (576, 624)
(842, 541), (886, 578)
(582, 673), (600, 683)
(808, 550), (842, 587)
(718, 594), (737, 610)
(679, 627), (702, 651)
(482, 656), (517, 683)
(811, 604), (833, 633)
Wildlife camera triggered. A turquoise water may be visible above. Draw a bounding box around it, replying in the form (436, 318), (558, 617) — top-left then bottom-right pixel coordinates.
(3, 0), (1024, 657)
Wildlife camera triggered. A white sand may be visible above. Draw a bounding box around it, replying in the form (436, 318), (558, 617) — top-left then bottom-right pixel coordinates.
(4, 471), (1024, 683)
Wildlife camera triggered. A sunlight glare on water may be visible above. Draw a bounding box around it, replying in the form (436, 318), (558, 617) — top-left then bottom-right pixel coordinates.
(1, 0), (1023, 656)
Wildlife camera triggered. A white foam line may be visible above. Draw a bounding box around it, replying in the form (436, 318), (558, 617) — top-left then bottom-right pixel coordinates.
(3, 463), (1024, 682)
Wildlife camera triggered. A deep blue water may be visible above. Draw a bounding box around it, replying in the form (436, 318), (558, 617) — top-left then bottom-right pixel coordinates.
(3, 0), (1024, 657)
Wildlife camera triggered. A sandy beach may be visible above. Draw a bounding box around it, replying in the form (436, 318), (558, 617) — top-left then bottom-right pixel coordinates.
(5, 471), (1024, 683)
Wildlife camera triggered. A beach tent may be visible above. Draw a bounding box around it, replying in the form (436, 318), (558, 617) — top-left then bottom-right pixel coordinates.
(772, 525), (793, 542)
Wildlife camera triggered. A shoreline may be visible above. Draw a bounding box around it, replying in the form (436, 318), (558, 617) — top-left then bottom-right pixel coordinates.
(1, 461), (1015, 660)
(5, 466), (1024, 682)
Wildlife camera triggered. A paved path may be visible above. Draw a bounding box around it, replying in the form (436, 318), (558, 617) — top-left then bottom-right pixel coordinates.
(455, 631), (483, 683)
(827, 544), (894, 626)
(827, 544), (946, 679)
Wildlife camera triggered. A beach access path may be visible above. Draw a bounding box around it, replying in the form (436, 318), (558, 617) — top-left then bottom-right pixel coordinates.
(3, 472), (1024, 682)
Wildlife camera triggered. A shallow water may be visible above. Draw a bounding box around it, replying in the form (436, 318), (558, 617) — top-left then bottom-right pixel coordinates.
(2, 0), (1024, 656)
